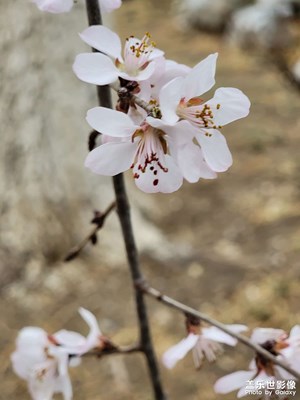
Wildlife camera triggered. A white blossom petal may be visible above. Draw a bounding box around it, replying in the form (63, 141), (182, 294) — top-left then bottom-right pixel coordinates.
(28, 361), (56, 400)
(162, 334), (199, 369)
(79, 25), (122, 60)
(159, 77), (184, 125)
(86, 107), (138, 137)
(192, 344), (205, 369)
(33, 0), (73, 13)
(119, 61), (157, 82)
(73, 53), (119, 85)
(148, 47), (165, 61)
(251, 328), (286, 344)
(11, 328), (49, 380)
(141, 58), (189, 102)
(214, 370), (256, 394)
(196, 129), (233, 172)
(54, 330), (86, 348)
(53, 374), (73, 400)
(85, 141), (137, 176)
(176, 142), (217, 182)
(289, 325), (300, 339)
(78, 308), (102, 353)
(145, 116), (167, 129)
(162, 119), (194, 147)
(165, 59), (191, 76)
(205, 87), (251, 126)
(134, 154), (183, 194)
(15, 327), (48, 348)
(12, 349), (45, 380)
(49, 346), (69, 376)
(183, 53), (218, 99)
(128, 106), (147, 126)
(202, 325), (247, 346)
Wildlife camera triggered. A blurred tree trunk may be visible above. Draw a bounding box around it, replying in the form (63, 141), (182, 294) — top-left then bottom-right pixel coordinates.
(0, 2), (108, 285)
(0, 1), (179, 287)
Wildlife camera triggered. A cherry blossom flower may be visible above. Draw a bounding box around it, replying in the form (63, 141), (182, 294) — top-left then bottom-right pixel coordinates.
(53, 307), (103, 356)
(157, 53), (251, 172)
(138, 59), (191, 103)
(84, 106), (189, 193)
(11, 308), (103, 400)
(214, 327), (295, 398)
(11, 327), (72, 400)
(214, 364), (277, 399)
(162, 316), (247, 369)
(32, 0), (121, 14)
(73, 26), (164, 86)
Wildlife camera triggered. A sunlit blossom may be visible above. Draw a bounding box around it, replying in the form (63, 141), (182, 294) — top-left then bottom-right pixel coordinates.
(11, 327), (72, 400)
(157, 53), (251, 172)
(73, 26), (164, 86)
(162, 316), (247, 369)
(214, 327), (295, 399)
(84, 106), (188, 193)
(11, 308), (103, 400)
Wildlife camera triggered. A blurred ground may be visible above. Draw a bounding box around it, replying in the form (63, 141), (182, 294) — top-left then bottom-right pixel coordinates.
(1, 0), (300, 399)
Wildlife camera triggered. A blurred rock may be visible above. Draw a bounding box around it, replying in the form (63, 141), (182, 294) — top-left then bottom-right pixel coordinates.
(227, 0), (293, 49)
(0, 1), (187, 287)
(174, 0), (251, 32)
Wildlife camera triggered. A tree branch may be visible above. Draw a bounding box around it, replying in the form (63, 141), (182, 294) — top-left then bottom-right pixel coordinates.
(110, 82), (154, 114)
(136, 281), (300, 379)
(64, 201), (116, 262)
(84, 2), (166, 399)
(81, 343), (141, 358)
(112, 174), (167, 399)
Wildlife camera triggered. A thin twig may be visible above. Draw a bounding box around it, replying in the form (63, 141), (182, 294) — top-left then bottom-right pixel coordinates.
(136, 281), (300, 379)
(64, 201), (116, 262)
(110, 82), (154, 114)
(81, 344), (141, 358)
(113, 174), (167, 399)
(85, 0), (112, 108)
(84, 2), (167, 399)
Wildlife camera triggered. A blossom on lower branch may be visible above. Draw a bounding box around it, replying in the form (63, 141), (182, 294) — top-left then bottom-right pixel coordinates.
(11, 308), (104, 400)
(84, 106), (215, 193)
(162, 315), (247, 369)
(32, 0), (121, 14)
(214, 327), (297, 399)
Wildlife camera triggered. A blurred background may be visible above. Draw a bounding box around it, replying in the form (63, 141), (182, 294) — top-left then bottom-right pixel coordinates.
(1, 0), (300, 399)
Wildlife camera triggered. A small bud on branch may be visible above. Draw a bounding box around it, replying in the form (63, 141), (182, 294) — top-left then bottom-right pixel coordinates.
(64, 201), (116, 262)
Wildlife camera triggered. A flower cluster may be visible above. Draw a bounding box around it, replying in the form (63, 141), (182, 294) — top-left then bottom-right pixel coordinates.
(163, 321), (300, 399)
(72, 26), (251, 193)
(32, 0), (121, 14)
(11, 308), (108, 400)
(214, 327), (300, 398)
(162, 314), (247, 369)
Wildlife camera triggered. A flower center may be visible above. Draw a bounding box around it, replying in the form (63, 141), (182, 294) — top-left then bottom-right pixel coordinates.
(122, 33), (156, 76)
(177, 98), (222, 131)
(131, 124), (168, 187)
